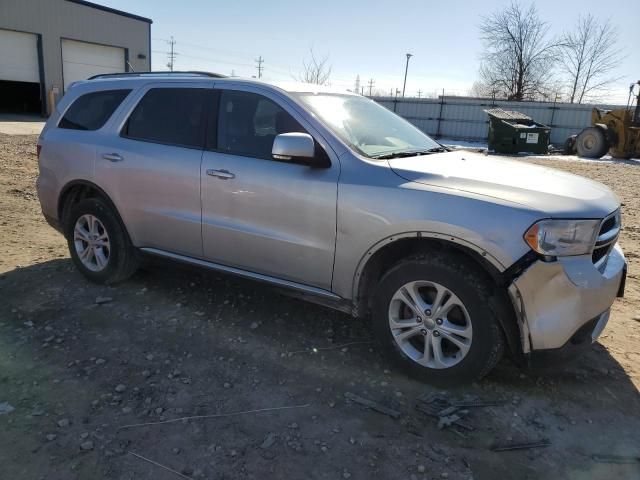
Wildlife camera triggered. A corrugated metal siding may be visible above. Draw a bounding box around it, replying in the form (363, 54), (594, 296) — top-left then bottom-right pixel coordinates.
(0, 0), (151, 114)
(373, 96), (624, 144)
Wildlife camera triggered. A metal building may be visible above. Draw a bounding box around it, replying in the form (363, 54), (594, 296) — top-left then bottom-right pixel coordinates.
(0, 0), (151, 116)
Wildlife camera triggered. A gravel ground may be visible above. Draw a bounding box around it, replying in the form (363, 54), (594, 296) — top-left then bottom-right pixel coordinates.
(0, 133), (639, 480)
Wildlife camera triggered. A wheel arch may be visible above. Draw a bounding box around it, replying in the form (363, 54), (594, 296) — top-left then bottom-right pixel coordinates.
(352, 233), (525, 361)
(58, 180), (131, 241)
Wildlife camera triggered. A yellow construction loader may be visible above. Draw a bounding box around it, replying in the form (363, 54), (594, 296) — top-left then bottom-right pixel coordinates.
(566, 81), (640, 159)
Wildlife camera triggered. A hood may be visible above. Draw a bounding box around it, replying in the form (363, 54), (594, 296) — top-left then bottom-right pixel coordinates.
(388, 151), (620, 218)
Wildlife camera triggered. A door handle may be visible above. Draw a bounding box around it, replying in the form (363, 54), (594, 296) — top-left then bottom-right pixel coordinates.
(206, 169), (235, 180)
(101, 153), (123, 162)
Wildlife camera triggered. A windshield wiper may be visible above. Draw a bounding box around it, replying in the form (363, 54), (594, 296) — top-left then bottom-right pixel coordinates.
(371, 146), (449, 159)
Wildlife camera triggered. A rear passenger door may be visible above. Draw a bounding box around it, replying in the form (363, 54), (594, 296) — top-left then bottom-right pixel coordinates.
(95, 83), (211, 257)
(200, 86), (339, 290)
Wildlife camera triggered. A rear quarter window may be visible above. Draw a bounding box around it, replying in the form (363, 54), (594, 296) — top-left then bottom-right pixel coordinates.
(58, 89), (131, 131)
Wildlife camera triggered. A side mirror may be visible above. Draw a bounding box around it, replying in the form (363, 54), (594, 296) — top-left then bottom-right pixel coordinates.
(272, 133), (323, 166)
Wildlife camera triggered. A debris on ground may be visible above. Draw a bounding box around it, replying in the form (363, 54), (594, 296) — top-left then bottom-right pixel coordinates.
(0, 402), (15, 415)
(591, 454), (640, 464)
(344, 392), (401, 419)
(415, 393), (499, 433)
(95, 296), (113, 305)
(491, 440), (551, 452)
(128, 451), (191, 479)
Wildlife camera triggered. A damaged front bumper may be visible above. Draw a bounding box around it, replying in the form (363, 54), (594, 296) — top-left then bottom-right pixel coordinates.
(508, 243), (626, 365)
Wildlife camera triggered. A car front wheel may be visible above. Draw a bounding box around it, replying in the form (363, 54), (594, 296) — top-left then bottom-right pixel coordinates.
(372, 253), (504, 385)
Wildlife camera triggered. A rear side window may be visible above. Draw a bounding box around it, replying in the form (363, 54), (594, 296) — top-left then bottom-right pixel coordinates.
(59, 89), (131, 131)
(122, 88), (208, 149)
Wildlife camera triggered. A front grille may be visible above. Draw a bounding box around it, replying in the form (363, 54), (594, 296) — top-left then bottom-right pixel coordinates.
(592, 210), (620, 269)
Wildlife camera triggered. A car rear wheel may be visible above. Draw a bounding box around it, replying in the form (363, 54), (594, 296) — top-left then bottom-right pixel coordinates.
(371, 253), (504, 385)
(65, 197), (139, 284)
(576, 127), (609, 158)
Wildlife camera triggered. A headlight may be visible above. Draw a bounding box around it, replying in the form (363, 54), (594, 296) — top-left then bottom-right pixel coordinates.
(524, 219), (600, 256)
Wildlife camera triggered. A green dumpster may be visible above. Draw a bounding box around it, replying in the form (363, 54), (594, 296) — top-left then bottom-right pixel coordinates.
(485, 108), (550, 154)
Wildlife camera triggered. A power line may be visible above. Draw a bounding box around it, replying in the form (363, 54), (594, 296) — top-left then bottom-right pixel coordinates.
(166, 36), (177, 71)
(255, 56), (264, 78)
(367, 78), (375, 97)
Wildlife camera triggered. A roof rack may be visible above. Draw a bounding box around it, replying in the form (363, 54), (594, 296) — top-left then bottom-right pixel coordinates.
(88, 71), (227, 80)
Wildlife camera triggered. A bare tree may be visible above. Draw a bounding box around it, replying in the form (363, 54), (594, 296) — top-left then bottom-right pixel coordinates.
(560, 15), (622, 104)
(468, 81), (494, 98)
(298, 49), (332, 85)
(478, 2), (558, 101)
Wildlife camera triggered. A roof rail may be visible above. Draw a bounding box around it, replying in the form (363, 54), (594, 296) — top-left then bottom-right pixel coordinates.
(88, 71), (227, 80)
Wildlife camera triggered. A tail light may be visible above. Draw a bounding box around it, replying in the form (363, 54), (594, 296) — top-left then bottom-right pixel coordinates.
(37, 144), (42, 159)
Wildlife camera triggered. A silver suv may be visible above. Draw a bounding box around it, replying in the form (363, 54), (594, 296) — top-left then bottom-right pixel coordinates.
(36, 72), (627, 384)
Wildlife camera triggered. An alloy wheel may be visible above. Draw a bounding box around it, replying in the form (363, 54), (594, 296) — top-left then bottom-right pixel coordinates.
(73, 214), (110, 272)
(388, 280), (472, 369)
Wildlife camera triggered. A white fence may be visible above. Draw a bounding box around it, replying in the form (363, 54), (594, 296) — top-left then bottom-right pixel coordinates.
(373, 96), (624, 145)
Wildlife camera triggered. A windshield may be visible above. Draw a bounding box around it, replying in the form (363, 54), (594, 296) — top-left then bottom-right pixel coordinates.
(294, 93), (442, 158)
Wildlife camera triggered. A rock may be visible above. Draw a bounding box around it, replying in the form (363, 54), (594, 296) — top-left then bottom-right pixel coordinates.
(417, 465), (426, 473)
(80, 440), (94, 450)
(250, 322), (259, 329)
(223, 382), (232, 389)
(141, 370), (151, 378)
(260, 433), (277, 449)
(95, 297), (113, 305)
(80, 432), (89, 439)
(0, 402), (15, 415)
(633, 315), (640, 322)
(45, 434), (57, 441)
(441, 473), (449, 479)
(57, 418), (70, 428)
(122, 406), (132, 414)
(343, 471), (352, 479)
(114, 384), (126, 393)
(172, 447), (181, 454)
(95, 358), (106, 365)
(146, 354), (154, 361)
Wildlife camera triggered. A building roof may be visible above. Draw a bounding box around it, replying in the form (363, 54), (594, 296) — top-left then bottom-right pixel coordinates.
(65, 0), (152, 24)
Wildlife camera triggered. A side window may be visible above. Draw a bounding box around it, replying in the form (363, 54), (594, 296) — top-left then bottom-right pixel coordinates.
(122, 88), (208, 149)
(58, 89), (131, 131)
(217, 90), (306, 159)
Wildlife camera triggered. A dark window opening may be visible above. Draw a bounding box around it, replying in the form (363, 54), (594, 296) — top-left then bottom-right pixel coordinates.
(217, 90), (307, 159)
(122, 88), (208, 149)
(59, 89), (131, 131)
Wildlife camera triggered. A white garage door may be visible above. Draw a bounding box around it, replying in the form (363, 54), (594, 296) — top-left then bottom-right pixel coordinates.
(0, 29), (40, 83)
(61, 39), (125, 91)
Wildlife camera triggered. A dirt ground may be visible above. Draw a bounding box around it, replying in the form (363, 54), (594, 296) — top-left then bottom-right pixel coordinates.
(0, 133), (638, 480)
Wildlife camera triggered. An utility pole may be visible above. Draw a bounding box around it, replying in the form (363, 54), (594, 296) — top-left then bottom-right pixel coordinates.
(402, 53), (413, 98)
(367, 78), (375, 97)
(354, 75), (360, 93)
(417, 89), (422, 98)
(166, 36), (177, 71)
(255, 56), (264, 79)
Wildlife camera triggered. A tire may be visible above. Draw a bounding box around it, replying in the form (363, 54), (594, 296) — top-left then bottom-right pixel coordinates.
(563, 135), (577, 155)
(371, 253), (504, 386)
(575, 127), (609, 158)
(64, 197), (140, 284)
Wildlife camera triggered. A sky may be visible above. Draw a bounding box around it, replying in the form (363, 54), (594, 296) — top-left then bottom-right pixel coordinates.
(99, 0), (638, 103)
